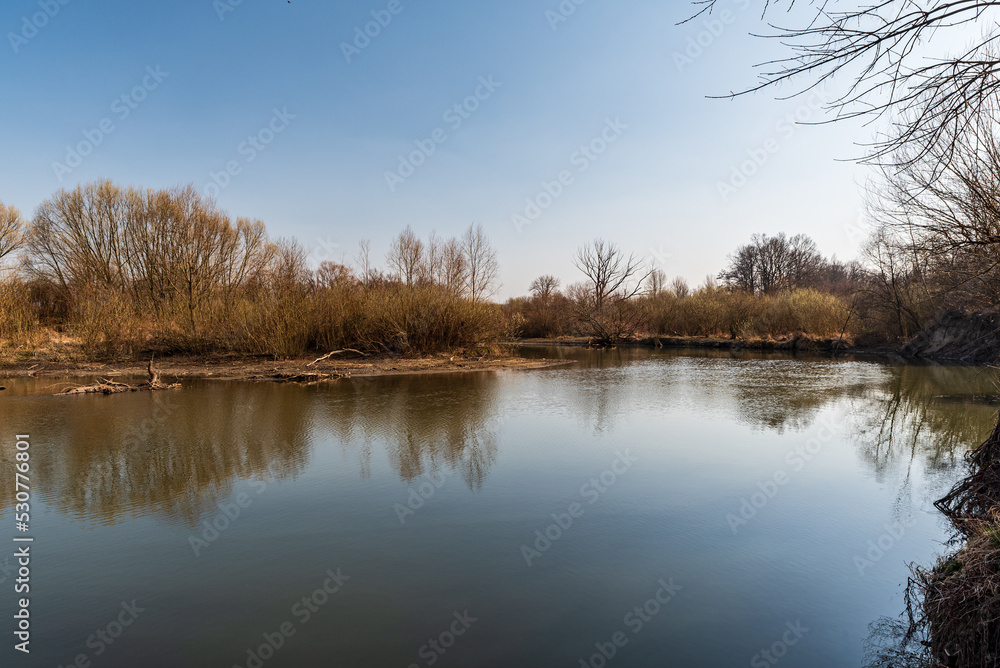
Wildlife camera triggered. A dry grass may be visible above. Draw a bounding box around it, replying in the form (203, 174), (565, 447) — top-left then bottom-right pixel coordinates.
(0, 180), (513, 362)
(0, 281), (509, 362)
(646, 287), (851, 339)
(908, 526), (1000, 667)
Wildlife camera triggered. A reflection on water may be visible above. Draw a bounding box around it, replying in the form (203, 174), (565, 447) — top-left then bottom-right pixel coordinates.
(318, 373), (502, 489)
(1, 349), (997, 529)
(851, 364), (1000, 475)
(2, 347), (1000, 667)
(0, 382), (313, 524)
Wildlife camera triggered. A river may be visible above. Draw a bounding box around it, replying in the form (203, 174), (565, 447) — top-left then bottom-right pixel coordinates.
(0, 347), (995, 667)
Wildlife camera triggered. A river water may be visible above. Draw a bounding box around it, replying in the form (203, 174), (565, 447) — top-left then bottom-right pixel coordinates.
(0, 347), (996, 667)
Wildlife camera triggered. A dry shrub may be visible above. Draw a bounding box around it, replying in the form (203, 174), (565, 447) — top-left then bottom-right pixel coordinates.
(195, 282), (506, 359)
(70, 287), (146, 357)
(645, 287), (850, 338)
(339, 284), (504, 354)
(0, 278), (39, 348)
(502, 294), (575, 338)
(762, 289), (849, 335)
(228, 288), (311, 357)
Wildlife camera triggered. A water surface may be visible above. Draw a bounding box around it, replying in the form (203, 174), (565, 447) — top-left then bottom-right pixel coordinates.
(0, 347), (996, 667)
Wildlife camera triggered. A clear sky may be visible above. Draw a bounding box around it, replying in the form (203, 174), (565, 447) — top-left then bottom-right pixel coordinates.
(0, 0), (875, 298)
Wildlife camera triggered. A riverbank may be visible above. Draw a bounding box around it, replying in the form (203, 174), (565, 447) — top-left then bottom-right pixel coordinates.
(518, 332), (998, 363)
(0, 351), (569, 382)
(518, 334), (865, 353)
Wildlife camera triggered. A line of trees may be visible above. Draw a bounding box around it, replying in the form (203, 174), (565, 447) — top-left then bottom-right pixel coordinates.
(382, 224), (498, 302)
(716, 233), (860, 297)
(507, 236), (854, 344)
(512, 133), (1000, 346)
(0, 180), (506, 358)
(509, 209), (1000, 346)
(5, 150), (1000, 356)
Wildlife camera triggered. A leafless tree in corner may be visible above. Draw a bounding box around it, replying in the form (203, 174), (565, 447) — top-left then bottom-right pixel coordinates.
(688, 0), (1000, 167)
(860, 92), (1000, 328)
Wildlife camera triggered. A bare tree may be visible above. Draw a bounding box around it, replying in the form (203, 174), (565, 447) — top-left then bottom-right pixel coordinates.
(647, 268), (667, 296)
(387, 226), (424, 287)
(861, 92), (1000, 321)
(356, 239), (377, 287)
(27, 181), (131, 290)
(461, 224), (499, 302)
(575, 239), (648, 308)
(574, 239), (650, 343)
(690, 1), (1000, 165)
(786, 234), (823, 286)
(719, 243), (760, 293)
(0, 202), (24, 267)
(871, 97), (1000, 256)
(670, 276), (690, 298)
(25, 181), (274, 335)
(314, 261), (356, 288)
(420, 231), (444, 286)
(719, 232), (825, 293)
(859, 227), (931, 338)
(529, 274), (561, 300)
(438, 237), (468, 295)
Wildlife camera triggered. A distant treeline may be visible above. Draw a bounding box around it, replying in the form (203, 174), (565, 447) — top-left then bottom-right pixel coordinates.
(0, 167), (993, 358)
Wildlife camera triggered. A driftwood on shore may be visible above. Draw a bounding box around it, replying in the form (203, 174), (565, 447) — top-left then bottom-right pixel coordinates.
(60, 359), (180, 395)
(306, 349), (366, 367)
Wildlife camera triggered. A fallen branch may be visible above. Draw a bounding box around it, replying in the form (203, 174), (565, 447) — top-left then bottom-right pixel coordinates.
(61, 377), (180, 395)
(306, 349), (366, 367)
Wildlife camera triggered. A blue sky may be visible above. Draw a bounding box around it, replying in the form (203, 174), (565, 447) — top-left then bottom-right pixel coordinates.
(0, 0), (873, 297)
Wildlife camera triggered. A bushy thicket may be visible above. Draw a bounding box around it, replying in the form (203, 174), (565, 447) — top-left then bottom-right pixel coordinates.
(0, 181), (507, 359)
(505, 281), (851, 341)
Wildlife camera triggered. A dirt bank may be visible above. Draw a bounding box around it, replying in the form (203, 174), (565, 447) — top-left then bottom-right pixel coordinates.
(522, 324), (1000, 364)
(518, 334), (855, 353)
(902, 309), (1000, 364)
(0, 352), (570, 382)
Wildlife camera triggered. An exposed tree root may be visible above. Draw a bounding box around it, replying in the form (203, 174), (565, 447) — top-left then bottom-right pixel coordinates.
(937, 419), (1000, 535)
(60, 358), (180, 395)
(894, 417), (1000, 667)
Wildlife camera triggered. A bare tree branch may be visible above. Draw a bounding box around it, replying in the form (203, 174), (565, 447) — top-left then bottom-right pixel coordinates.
(691, 0), (1000, 164)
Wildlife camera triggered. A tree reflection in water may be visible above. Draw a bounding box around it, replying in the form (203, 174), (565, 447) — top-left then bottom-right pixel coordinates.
(0, 354), (995, 568)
